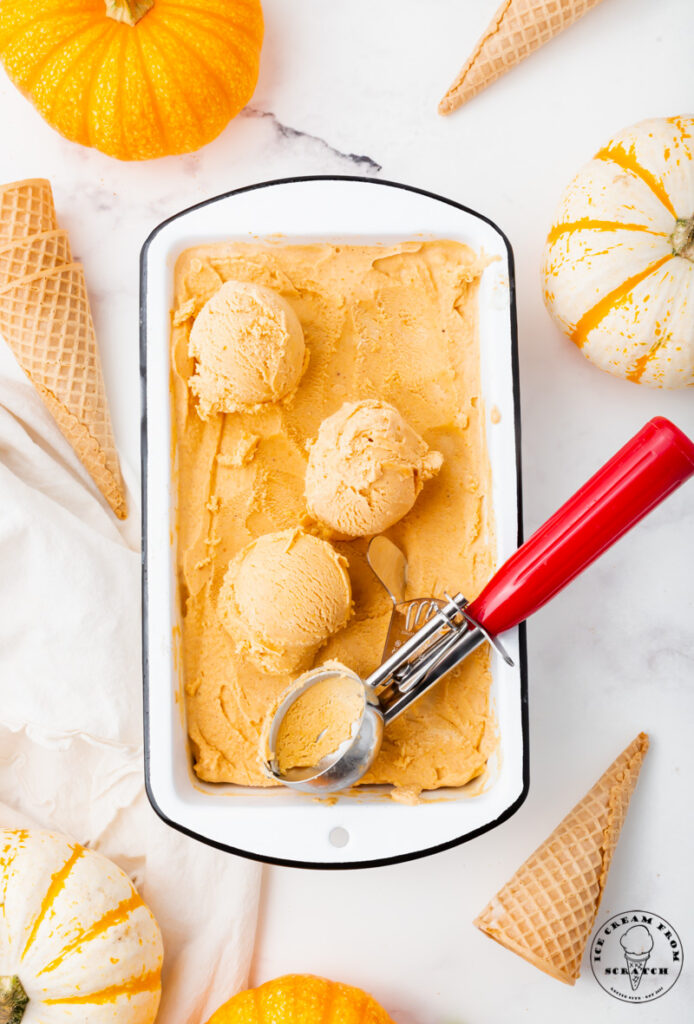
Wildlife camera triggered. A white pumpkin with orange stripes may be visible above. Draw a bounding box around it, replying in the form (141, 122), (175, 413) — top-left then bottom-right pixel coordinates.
(0, 829), (162, 1023)
(543, 116), (694, 388)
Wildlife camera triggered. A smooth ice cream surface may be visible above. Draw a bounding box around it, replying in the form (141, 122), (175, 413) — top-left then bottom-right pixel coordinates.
(172, 240), (496, 791)
(273, 669), (365, 773)
(305, 399), (443, 537)
(219, 529), (352, 673)
(188, 279), (306, 416)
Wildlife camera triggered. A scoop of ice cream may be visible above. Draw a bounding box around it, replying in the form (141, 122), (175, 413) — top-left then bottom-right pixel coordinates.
(219, 529), (352, 673)
(620, 925), (654, 955)
(271, 664), (365, 774)
(189, 280), (306, 417)
(305, 400), (443, 537)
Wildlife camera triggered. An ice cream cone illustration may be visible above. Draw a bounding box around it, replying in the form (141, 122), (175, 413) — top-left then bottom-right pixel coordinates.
(439, 0), (606, 115)
(621, 925), (654, 991)
(475, 733), (649, 984)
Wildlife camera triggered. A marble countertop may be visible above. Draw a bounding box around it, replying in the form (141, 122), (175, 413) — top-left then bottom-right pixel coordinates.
(0, 0), (692, 1020)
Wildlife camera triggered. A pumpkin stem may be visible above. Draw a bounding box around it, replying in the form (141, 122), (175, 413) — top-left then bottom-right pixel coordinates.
(0, 977), (29, 1024)
(671, 216), (694, 261)
(105, 0), (154, 25)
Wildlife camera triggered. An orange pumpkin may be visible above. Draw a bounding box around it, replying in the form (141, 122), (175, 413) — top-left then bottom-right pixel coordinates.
(0, 0), (263, 161)
(206, 975), (395, 1024)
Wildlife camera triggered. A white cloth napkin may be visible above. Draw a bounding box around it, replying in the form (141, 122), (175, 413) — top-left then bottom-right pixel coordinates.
(0, 351), (262, 1024)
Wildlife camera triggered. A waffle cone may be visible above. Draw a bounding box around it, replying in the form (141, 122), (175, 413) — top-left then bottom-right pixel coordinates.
(624, 951), (650, 990)
(475, 732), (649, 985)
(0, 262), (126, 518)
(0, 230), (72, 286)
(0, 179), (57, 246)
(439, 0), (605, 115)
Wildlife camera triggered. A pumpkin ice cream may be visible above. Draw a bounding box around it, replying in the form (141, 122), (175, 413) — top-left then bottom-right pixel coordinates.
(172, 240), (496, 792)
(271, 664), (366, 774)
(305, 399), (443, 537)
(189, 280), (306, 417)
(219, 529), (352, 673)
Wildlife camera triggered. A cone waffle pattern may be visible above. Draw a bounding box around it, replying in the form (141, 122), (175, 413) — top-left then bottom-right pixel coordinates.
(0, 179), (57, 245)
(0, 262), (126, 518)
(474, 732), (649, 985)
(439, 0), (605, 114)
(0, 230), (72, 283)
(624, 952), (650, 990)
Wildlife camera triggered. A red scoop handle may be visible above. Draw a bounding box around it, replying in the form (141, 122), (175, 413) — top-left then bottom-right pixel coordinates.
(466, 417), (694, 636)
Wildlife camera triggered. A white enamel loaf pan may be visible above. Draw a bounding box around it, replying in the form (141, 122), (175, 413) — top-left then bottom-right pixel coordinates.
(141, 176), (527, 868)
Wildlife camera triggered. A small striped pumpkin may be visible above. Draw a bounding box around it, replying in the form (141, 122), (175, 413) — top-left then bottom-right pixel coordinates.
(543, 116), (694, 388)
(0, 829), (162, 1023)
(207, 975), (395, 1024)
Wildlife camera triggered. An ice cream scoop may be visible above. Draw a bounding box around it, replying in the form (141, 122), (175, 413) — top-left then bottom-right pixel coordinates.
(264, 663), (383, 788)
(265, 418), (694, 793)
(305, 400), (443, 537)
(269, 664), (368, 775)
(621, 924), (655, 991)
(189, 280), (306, 417)
(620, 925), (654, 956)
(219, 529), (352, 674)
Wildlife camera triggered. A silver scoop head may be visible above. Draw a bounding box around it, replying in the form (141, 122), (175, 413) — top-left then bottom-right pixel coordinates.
(263, 666), (384, 793)
(263, 539), (512, 794)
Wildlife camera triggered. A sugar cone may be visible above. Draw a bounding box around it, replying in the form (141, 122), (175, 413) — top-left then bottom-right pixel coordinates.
(474, 732), (649, 985)
(0, 262), (127, 518)
(0, 230), (72, 285)
(439, 0), (606, 115)
(0, 179), (57, 246)
(624, 951), (650, 990)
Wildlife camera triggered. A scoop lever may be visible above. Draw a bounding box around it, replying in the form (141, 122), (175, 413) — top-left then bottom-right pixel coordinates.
(265, 417), (694, 793)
